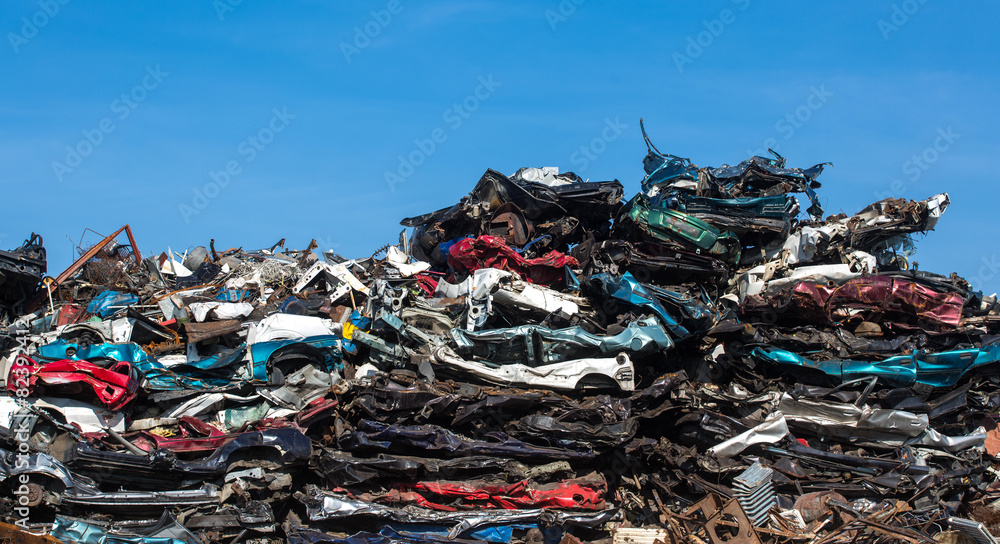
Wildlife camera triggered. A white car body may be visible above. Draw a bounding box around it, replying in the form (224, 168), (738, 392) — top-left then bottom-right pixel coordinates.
(0, 396), (125, 434)
(247, 313), (341, 344)
(433, 347), (634, 391)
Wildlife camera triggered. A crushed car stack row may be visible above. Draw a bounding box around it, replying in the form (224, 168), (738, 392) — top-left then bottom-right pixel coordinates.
(0, 120), (998, 544)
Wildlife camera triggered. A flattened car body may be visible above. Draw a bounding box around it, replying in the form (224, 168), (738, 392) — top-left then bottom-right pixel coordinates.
(751, 339), (1000, 388)
(7, 355), (140, 411)
(448, 319), (671, 366)
(35, 335), (342, 390)
(66, 427), (312, 490)
(0, 449), (219, 512)
(433, 347), (635, 392)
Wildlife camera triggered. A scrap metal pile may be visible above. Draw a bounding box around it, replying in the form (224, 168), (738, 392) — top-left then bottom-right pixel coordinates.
(2, 121), (999, 544)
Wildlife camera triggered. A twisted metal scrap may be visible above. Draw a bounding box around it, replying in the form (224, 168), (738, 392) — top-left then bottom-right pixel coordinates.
(234, 259), (301, 286)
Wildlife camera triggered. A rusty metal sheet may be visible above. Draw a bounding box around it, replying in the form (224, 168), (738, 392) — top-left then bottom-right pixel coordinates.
(183, 319), (243, 344)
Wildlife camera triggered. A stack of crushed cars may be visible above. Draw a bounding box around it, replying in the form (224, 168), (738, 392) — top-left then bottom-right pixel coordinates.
(1, 121), (998, 544)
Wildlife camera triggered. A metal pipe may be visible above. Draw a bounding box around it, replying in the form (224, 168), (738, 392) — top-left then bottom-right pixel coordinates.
(103, 426), (147, 457)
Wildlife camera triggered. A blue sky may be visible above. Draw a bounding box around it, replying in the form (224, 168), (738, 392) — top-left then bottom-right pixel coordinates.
(3, 1), (999, 295)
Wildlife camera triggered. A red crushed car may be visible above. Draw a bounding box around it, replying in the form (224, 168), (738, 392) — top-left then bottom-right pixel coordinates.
(7, 354), (141, 411)
(447, 235), (579, 287)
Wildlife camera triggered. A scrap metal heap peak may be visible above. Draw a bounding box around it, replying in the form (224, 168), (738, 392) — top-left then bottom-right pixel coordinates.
(1, 120), (998, 544)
